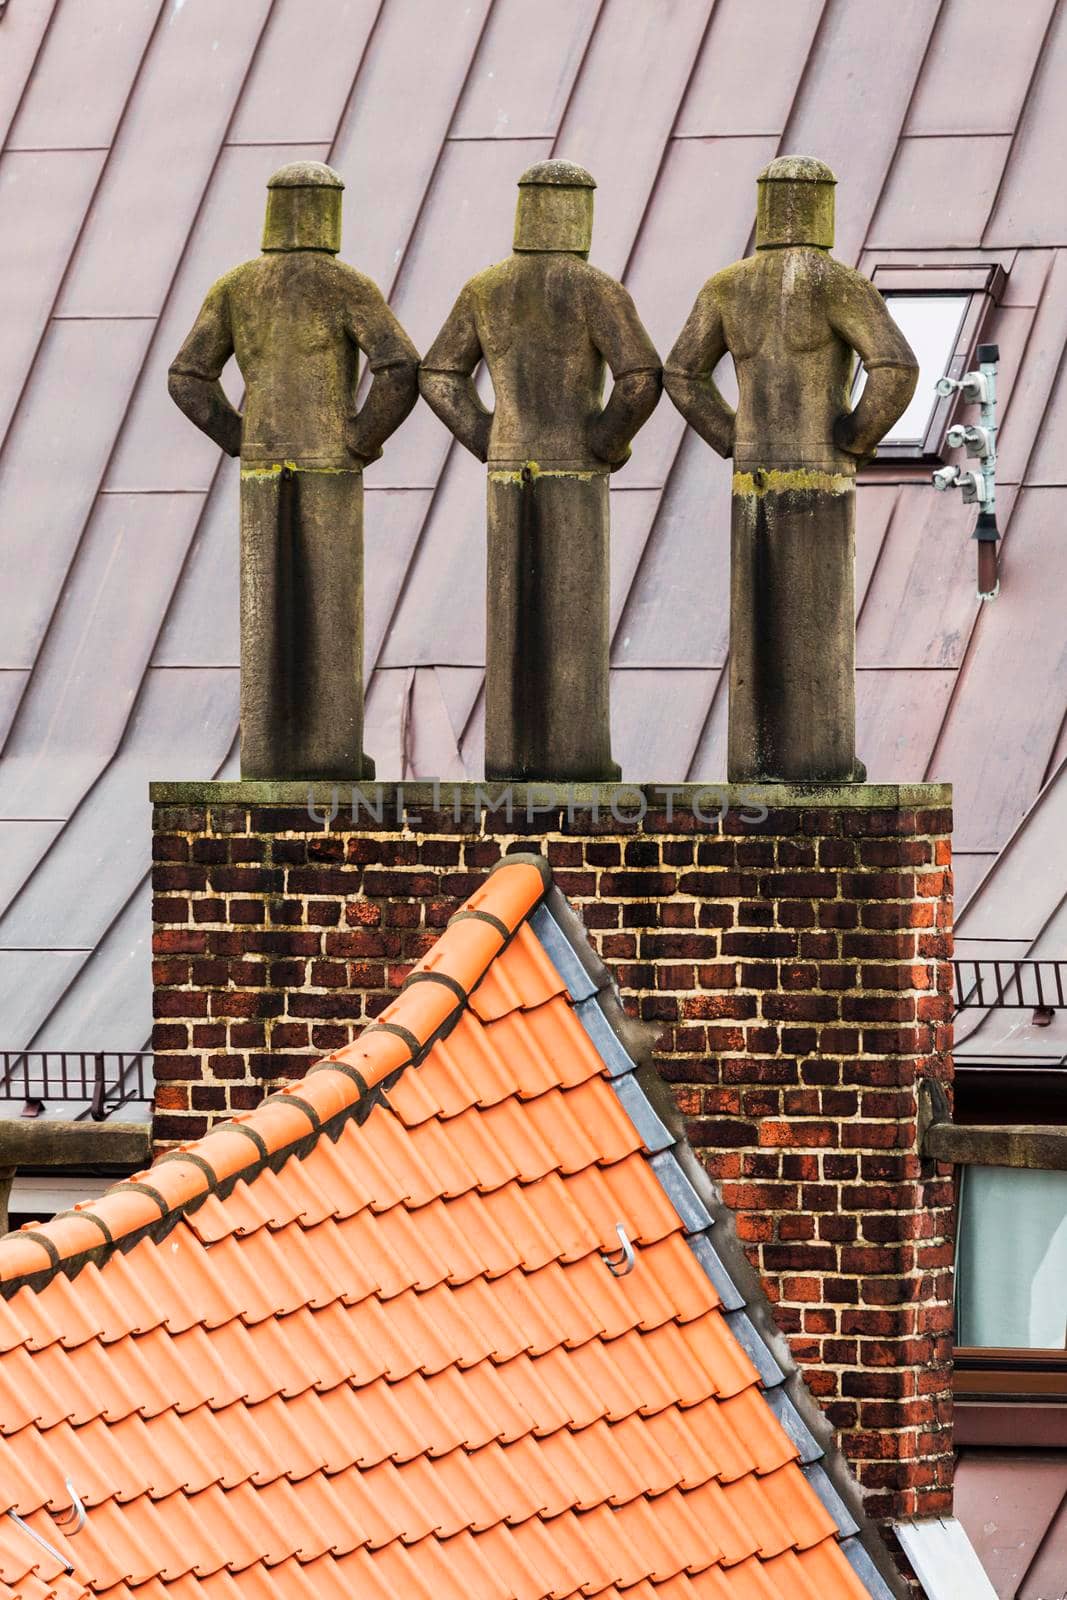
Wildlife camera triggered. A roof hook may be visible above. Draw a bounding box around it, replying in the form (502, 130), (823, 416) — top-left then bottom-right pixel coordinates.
(49, 1480), (86, 1536)
(601, 1222), (636, 1277)
(5, 1510), (75, 1575)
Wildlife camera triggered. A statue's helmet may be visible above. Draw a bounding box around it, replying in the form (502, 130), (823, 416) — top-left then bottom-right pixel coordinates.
(513, 160), (595, 254)
(755, 155), (835, 250)
(262, 161), (343, 253)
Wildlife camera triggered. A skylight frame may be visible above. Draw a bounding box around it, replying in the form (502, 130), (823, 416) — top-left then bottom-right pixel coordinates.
(861, 262), (1006, 464)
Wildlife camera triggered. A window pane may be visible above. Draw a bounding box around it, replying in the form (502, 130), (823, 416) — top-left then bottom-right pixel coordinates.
(957, 1165), (1067, 1349)
(852, 292), (969, 447)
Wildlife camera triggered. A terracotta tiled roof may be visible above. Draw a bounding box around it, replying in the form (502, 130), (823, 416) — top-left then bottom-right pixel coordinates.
(0, 856), (894, 1600)
(3, 0), (1067, 1050)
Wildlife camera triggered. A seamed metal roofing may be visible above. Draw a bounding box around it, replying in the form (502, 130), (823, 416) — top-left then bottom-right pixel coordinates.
(0, 857), (898, 1600)
(1, 0), (1067, 1052)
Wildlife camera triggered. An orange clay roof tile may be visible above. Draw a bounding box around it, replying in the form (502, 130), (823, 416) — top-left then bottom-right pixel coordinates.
(0, 856), (887, 1600)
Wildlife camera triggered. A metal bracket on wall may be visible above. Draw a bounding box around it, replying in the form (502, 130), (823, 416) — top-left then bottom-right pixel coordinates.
(917, 1077), (951, 1176)
(931, 344), (1000, 599)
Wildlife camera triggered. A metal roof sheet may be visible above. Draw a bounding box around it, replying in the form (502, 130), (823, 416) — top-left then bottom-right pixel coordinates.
(2, 0), (1067, 1052)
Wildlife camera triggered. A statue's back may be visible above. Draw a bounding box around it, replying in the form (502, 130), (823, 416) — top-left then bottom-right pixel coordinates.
(469, 253), (608, 470)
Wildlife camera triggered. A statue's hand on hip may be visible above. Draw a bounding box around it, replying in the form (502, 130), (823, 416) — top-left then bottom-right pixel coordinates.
(219, 413), (243, 458)
(343, 419), (383, 471)
(833, 410), (877, 469)
(587, 412), (631, 472)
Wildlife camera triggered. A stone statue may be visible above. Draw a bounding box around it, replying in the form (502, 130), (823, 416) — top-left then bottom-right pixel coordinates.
(420, 161), (662, 782)
(664, 157), (918, 784)
(168, 162), (419, 780)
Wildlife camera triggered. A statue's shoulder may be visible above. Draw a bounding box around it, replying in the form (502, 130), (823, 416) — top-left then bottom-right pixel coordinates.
(210, 257), (259, 298)
(470, 257), (516, 291)
(457, 257), (518, 312)
(574, 258), (635, 308)
(702, 255), (755, 304)
(817, 254), (878, 298)
(317, 255), (391, 300)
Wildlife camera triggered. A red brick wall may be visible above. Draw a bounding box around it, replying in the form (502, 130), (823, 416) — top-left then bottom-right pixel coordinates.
(152, 785), (954, 1534)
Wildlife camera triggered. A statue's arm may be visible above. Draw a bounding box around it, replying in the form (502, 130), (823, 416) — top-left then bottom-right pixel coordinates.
(167, 279), (242, 457)
(663, 283), (735, 458)
(344, 281), (420, 465)
(584, 276), (662, 470)
(829, 271), (919, 460)
(418, 284), (493, 463)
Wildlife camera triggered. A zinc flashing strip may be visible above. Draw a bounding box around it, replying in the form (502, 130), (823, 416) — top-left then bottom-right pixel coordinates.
(802, 1464), (860, 1539)
(685, 1231), (745, 1312)
(525, 867), (906, 1599)
(723, 1309), (787, 1389)
(766, 1387), (824, 1465)
(843, 1538), (899, 1600)
(529, 902), (599, 1001)
(610, 1072), (674, 1152)
(649, 1150), (714, 1233)
(573, 994), (638, 1076)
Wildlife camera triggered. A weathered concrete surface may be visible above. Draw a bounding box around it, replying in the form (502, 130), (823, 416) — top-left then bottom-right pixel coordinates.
(420, 160), (661, 782)
(665, 156), (918, 786)
(168, 161), (418, 781)
(925, 1122), (1067, 1171)
(0, 1120), (152, 1233)
(150, 779), (953, 810)
(0, 1121), (152, 1169)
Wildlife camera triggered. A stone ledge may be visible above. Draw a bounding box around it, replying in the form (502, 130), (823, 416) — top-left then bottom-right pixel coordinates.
(151, 779), (953, 810)
(0, 1120), (152, 1168)
(924, 1122), (1067, 1171)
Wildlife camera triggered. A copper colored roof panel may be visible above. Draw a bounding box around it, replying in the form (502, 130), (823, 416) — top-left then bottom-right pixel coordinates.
(996, 250), (1067, 485)
(451, 0), (599, 140)
(868, 135), (1012, 249)
(955, 1449), (1067, 1599)
(985, 0), (1067, 246)
(4, 0), (1067, 1033)
(855, 669), (957, 784)
(956, 758), (1067, 949)
(611, 669), (721, 780)
(0, 493), (203, 809)
(0, 318), (155, 671)
(929, 488), (1067, 852)
(0, 857), (891, 1599)
(330, 0), (492, 296)
(6, 0), (158, 152)
(856, 485), (982, 670)
(55, 2), (272, 318)
(780, 0), (939, 266)
(1024, 328), (1067, 486)
(676, 0), (823, 137)
(0, 0), (55, 148)
(0, 148), (105, 437)
(905, 0), (1054, 135)
(151, 457), (242, 668)
(226, 0), (381, 146)
(613, 432), (733, 667)
(553, 0), (714, 280)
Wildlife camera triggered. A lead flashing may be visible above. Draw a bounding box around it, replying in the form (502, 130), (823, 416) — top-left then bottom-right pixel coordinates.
(529, 902), (599, 1000)
(766, 1387), (824, 1465)
(649, 1150), (715, 1233)
(685, 1231), (745, 1312)
(610, 1073), (673, 1153)
(802, 1463), (860, 1539)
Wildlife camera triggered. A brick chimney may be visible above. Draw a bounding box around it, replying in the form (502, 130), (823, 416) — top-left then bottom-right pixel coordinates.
(152, 779), (954, 1561)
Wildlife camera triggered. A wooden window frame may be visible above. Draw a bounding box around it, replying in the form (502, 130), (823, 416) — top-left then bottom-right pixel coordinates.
(866, 262), (1006, 463)
(954, 1348), (1067, 1402)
